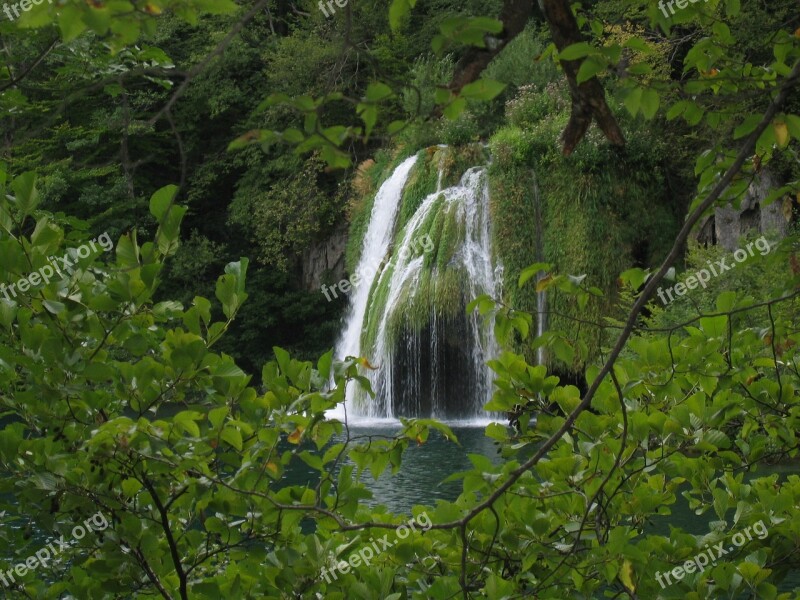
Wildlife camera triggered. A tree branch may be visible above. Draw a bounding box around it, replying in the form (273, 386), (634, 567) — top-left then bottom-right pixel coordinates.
(140, 474), (188, 600)
(447, 0), (534, 94)
(0, 37), (58, 93)
(147, 0), (271, 126)
(444, 0), (624, 156)
(540, 0), (625, 155)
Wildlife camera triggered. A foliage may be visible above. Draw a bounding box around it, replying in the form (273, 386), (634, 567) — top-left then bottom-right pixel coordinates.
(488, 79), (682, 370)
(467, 257), (800, 598)
(231, 154), (345, 272)
(646, 231), (799, 335)
(1, 167), (798, 597)
(1, 0), (800, 598)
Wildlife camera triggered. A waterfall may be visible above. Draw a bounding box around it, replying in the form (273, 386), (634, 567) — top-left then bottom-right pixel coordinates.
(332, 151), (502, 422)
(335, 155), (418, 365)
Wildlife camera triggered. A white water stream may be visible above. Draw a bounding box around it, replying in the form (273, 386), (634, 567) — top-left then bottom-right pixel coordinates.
(330, 155), (502, 423)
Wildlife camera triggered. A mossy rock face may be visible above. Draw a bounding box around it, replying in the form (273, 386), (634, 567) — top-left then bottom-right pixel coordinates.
(488, 83), (681, 372)
(355, 266), (494, 417)
(359, 146), (491, 353)
(347, 145), (486, 237)
(345, 124), (680, 412)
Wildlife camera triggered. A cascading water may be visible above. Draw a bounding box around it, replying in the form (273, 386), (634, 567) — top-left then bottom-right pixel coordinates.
(335, 155), (418, 364)
(333, 151), (502, 421)
(329, 155), (418, 422)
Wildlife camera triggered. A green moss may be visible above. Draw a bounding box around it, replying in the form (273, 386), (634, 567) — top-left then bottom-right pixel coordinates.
(391, 269), (432, 338)
(361, 261), (394, 352)
(439, 144), (488, 188)
(349, 144), (492, 279)
(488, 88), (682, 371)
(434, 204), (460, 271)
(349, 98), (681, 379)
(358, 162), (477, 353)
(396, 148), (440, 232)
(381, 265), (469, 351)
(432, 267), (466, 319)
(397, 145), (490, 232)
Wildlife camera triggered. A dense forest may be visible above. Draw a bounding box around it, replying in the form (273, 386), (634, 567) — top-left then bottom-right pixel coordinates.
(1, 0), (799, 597)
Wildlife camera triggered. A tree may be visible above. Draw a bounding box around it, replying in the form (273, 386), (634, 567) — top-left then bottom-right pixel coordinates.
(1, 0), (799, 598)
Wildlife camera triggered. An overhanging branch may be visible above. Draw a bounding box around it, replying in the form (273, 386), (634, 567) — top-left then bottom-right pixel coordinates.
(445, 0), (625, 156)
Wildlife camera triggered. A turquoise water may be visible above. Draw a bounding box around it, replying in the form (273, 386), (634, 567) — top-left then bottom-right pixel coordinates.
(3, 419), (796, 594)
(331, 424), (500, 514)
(335, 423), (800, 594)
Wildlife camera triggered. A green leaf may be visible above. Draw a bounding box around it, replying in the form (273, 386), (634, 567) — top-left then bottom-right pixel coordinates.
(220, 426), (243, 451)
(624, 87), (643, 117)
(623, 37), (651, 52)
(11, 172), (38, 216)
(43, 300), (65, 314)
(214, 259), (248, 319)
(387, 120), (406, 134)
(577, 57), (606, 84)
(715, 291), (737, 312)
(459, 79), (506, 101)
(620, 267), (649, 290)
(518, 263), (552, 288)
(83, 5), (111, 35)
(640, 89), (660, 119)
(273, 346), (291, 377)
(282, 128), (304, 144)
(389, 0), (415, 31)
(443, 97), (466, 120)
(734, 115), (762, 139)
(699, 315), (728, 337)
(785, 114), (800, 139)
(358, 104), (378, 138)
(434, 87), (452, 105)
(551, 337), (575, 363)
(558, 42), (593, 61)
(684, 103), (705, 126)
(57, 6), (87, 42)
(149, 185), (178, 221)
(208, 407), (229, 430)
(175, 411), (202, 437)
(666, 100), (688, 121)
(485, 423), (509, 441)
(0, 300), (18, 329)
(317, 350), (333, 381)
(156, 204), (187, 256)
(365, 82), (393, 102)
(121, 478), (143, 498)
